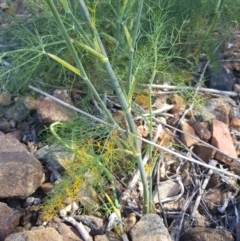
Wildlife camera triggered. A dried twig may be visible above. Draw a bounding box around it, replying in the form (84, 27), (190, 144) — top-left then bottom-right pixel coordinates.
(156, 154), (168, 227)
(29, 85), (113, 127)
(134, 105), (174, 120)
(135, 135), (240, 180)
(142, 84), (238, 97)
(64, 216), (91, 241)
(172, 188), (199, 241)
(120, 124), (163, 205)
(190, 160), (217, 219)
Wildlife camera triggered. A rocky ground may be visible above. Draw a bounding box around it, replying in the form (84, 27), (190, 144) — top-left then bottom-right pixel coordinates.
(1, 1), (240, 241)
(0, 33), (240, 241)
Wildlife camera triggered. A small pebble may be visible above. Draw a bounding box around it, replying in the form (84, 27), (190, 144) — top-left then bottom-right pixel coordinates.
(9, 119), (16, 128)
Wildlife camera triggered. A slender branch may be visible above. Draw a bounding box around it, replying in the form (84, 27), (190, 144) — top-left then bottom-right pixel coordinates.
(29, 85), (113, 127)
(45, 0), (116, 124)
(190, 160), (217, 221)
(126, 0), (143, 94)
(142, 84), (238, 97)
(134, 135), (240, 180)
(64, 217), (91, 241)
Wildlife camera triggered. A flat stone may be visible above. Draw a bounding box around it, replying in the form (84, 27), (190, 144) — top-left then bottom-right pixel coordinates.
(211, 120), (237, 164)
(0, 91), (11, 106)
(130, 214), (171, 241)
(152, 180), (180, 204)
(36, 92), (74, 124)
(162, 197), (185, 211)
(95, 235), (109, 241)
(6, 130), (23, 142)
(0, 131), (44, 199)
(180, 121), (199, 147)
(0, 152), (44, 198)
(5, 227), (63, 241)
(193, 143), (216, 163)
(181, 227), (234, 241)
(0, 202), (22, 240)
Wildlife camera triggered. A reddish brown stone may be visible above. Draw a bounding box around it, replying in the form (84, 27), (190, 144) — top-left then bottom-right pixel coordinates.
(0, 202), (22, 240)
(211, 120), (237, 164)
(180, 121), (199, 147)
(193, 144), (216, 163)
(36, 97), (74, 124)
(230, 118), (240, 129)
(188, 119), (211, 141)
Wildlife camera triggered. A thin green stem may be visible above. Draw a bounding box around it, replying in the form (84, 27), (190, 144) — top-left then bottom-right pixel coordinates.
(77, 0), (149, 213)
(126, 0), (143, 95)
(68, 11), (95, 48)
(45, 0), (116, 125)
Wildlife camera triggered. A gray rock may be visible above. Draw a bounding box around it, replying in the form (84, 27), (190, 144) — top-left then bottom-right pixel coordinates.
(5, 102), (29, 122)
(195, 98), (231, 125)
(0, 119), (10, 132)
(130, 214), (171, 241)
(0, 91), (11, 106)
(234, 83), (240, 93)
(187, 119), (211, 142)
(205, 66), (235, 91)
(0, 202), (22, 240)
(74, 215), (104, 236)
(5, 227), (63, 241)
(35, 144), (75, 172)
(152, 180), (180, 204)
